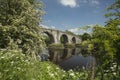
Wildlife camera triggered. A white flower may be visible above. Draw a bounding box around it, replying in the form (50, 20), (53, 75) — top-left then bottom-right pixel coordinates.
(70, 73), (75, 76)
(47, 66), (51, 69)
(17, 67), (21, 70)
(69, 69), (73, 72)
(110, 67), (114, 70)
(113, 72), (116, 75)
(49, 73), (54, 77)
(1, 56), (4, 59)
(56, 67), (59, 70)
(63, 70), (66, 73)
(113, 64), (117, 68)
(62, 74), (65, 77)
(11, 61), (14, 64)
(82, 66), (85, 70)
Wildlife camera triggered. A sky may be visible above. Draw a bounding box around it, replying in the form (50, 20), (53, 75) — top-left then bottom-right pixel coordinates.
(40, 0), (115, 34)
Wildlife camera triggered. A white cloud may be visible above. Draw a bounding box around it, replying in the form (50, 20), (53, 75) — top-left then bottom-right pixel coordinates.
(68, 28), (88, 34)
(39, 24), (50, 29)
(69, 28), (79, 32)
(68, 28), (80, 34)
(59, 0), (78, 8)
(68, 24), (96, 34)
(59, 0), (99, 8)
(39, 24), (56, 29)
(51, 26), (56, 29)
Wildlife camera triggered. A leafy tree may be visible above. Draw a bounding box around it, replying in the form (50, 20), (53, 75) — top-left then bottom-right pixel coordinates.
(0, 0), (45, 58)
(85, 0), (120, 79)
(81, 33), (91, 41)
(43, 35), (51, 46)
(105, 0), (120, 78)
(65, 30), (75, 35)
(105, 0), (120, 19)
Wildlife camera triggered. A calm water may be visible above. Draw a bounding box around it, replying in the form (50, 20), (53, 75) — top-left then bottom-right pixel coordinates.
(42, 48), (95, 70)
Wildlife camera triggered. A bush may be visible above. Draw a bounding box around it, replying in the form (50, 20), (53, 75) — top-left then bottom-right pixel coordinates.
(0, 49), (37, 80)
(0, 49), (90, 80)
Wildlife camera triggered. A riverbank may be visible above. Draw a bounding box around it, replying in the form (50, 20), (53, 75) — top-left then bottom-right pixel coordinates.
(48, 43), (81, 49)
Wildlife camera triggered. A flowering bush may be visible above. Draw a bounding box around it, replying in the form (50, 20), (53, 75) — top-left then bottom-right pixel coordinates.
(0, 49), (90, 80)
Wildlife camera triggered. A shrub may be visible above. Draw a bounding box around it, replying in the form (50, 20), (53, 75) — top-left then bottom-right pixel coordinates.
(0, 49), (90, 80)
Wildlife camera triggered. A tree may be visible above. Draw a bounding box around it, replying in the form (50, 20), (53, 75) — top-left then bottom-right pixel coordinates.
(65, 30), (75, 35)
(85, 0), (120, 79)
(105, 0), (120, 26)
(105, 0), (120, 78)
(0, 0), (45, 58)
(81, 33), (91, 41)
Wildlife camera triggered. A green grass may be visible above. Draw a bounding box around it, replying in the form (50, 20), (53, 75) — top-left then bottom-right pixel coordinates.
(48, 44), (64, 49)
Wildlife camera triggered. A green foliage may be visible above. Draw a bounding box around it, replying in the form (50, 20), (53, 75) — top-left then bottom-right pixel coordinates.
(81, 33), (91, 41)
(0, 0), (44, 26)
(48, 44), (64, 49)
(0, 0), (45, 58)
(0, 49), (91, 80)
(105, 0), (120, 19)
(83, 0), (120, 78)
(80, 1), (120, 79)
(0, 49), (40, 80)
(43, 35), (51, 46)
(65, 30), (75, 35)
(105, 0), (120, 26)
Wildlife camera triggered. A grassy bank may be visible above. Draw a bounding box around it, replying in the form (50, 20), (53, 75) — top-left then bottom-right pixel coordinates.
(48, 43), (80, 48)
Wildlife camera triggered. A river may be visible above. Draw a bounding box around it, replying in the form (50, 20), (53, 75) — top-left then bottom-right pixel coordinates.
(41, 48), (95, 70)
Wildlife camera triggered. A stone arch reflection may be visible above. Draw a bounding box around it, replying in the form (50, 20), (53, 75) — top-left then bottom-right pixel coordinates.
(48, 48), (76, 64)
(60, 49), (68, 59)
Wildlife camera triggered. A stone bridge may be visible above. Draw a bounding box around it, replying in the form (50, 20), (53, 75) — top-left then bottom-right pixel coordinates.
(41, 28), (81, 44)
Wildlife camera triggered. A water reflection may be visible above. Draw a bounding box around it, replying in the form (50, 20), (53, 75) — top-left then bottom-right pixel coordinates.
(47, 48), (95, 70)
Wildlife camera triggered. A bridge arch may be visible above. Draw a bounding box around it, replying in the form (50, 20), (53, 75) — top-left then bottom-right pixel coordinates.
(43, 32), (55, 44)
(41, 28), (81, 44)
(60, 34), (68, 44)
(72, 37), (76, 43)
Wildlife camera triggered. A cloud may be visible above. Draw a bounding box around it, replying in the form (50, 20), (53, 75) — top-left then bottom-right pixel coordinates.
(68, 24), (96, 34)
(59, 0), (99, 8)
(68, 28), (80, 34)
(39, 24), (56, 29)
(40, 24), (50, 29)
(69, 28), (79, 33)
(68, 27), (92, 34)
(51, 26), (56, 29)
(59, 0), (78, 8)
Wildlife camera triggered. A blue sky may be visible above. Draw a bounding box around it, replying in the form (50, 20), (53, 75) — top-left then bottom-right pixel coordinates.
(41, 0), (115, 34)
